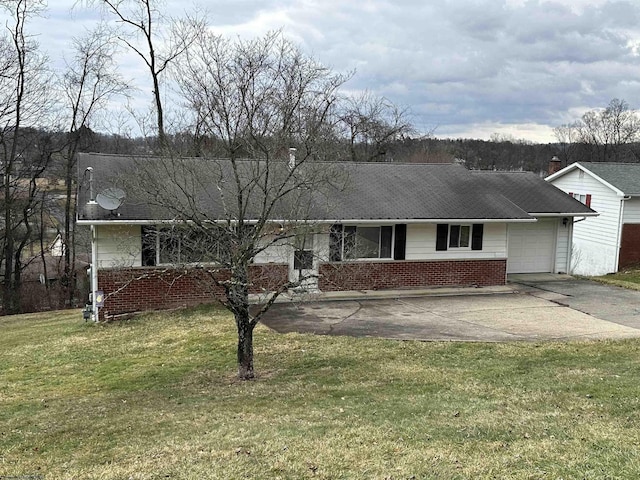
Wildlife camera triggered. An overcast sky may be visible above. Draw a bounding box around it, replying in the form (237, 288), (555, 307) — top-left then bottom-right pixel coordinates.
(23, 0), (640, 142)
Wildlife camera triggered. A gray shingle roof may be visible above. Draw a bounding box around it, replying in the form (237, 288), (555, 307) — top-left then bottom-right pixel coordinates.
(76, 153), (593, 222)
(323, 162), (531, 220)
(470, 170), (595, 214)
(578, 162), (640, 195)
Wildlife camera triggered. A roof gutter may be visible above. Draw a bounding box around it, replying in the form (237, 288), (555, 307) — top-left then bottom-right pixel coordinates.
(529, 212), (599, 217)
(77, 217), (539, 226)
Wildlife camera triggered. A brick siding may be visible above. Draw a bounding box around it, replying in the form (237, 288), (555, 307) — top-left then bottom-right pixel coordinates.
(619, 224), (640, 270)
(97, 259), (506, 319)
(318, 259), (506, 291)
(97, 264), (289, 319)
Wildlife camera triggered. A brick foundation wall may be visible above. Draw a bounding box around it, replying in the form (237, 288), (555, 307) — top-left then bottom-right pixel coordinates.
(318, 259), (506, 291)
(97, 259), (506, 319)
(619, 224), (640, 270)
(97, 264), (288, 319)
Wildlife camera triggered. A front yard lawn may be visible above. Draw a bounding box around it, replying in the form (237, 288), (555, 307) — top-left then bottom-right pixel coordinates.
(2, 305), (640, 479)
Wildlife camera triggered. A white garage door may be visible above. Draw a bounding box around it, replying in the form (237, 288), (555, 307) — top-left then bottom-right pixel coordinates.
(507, 220), (557, 273)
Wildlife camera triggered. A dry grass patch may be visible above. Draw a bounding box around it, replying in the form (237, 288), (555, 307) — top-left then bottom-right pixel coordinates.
(591, 269), (640, 291)
(2, 305), (640, 478)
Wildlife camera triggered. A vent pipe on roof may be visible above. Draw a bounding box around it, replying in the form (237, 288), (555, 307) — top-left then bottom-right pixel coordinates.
(288, 147), (297, 170)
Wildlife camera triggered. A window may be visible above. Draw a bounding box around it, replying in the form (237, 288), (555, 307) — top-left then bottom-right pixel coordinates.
(568, 192), (592, 207)
(294, 234), (314, 270)
(343, 225), (393, 260)
(436, 224), (484, 251)
(448, 225), (470, 248)
(141, 226), (157, 266)
(142, 225), (233, 265)
(329, 224), (405, 261)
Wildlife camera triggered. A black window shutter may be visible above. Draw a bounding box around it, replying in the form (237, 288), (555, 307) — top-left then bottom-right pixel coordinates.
(329, 224), (343, 261)
(436, 224), (448, 251)
(141, 225), (157, 266)
(393, 224), (407, 260)
(380, 226), (393, 258)
(471, 224), (484, 250)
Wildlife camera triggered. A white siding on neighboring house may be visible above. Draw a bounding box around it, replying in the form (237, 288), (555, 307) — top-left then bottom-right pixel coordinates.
(549, 168), (622, 275)
(96, 225), (142, 268)
(622, 198), (640, 223)
(405, 223), (507, 260)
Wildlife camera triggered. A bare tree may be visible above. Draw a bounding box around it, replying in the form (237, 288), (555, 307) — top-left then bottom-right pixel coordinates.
(572, 98), (640, 163)
(553, 122), (580, 167)
(115, 32), (349, 379)
(83, 0), (204, 148)
(0, 0), (53, 313)
(57, 24), (128, 306)
(338, 91), (414, 162)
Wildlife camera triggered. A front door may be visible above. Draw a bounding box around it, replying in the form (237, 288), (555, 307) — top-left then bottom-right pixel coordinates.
(289, 234), (319, 292)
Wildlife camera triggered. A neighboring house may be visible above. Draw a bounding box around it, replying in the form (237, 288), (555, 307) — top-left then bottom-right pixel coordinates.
(76, 153), (595, 319)
(547, 162), (640, 275)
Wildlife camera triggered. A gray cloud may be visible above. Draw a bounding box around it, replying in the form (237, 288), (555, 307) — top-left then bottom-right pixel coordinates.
(11, 0), (640, 141)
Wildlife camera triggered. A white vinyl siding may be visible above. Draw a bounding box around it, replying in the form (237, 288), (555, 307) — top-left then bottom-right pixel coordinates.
(622, 198), (640, 223)
(405, 223), (507, 260)
(252, 235), (292, 264)
(550, 168), (621, 249)
(96, 225), (142, 268)
(550, 168), (623, 275)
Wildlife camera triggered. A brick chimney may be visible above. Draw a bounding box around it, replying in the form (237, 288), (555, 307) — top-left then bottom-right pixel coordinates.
(548, 156), (562, 175)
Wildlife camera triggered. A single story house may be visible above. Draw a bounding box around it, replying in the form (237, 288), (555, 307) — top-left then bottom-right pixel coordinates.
(77, 153), (595, 319)
(546, 162), (640, 275)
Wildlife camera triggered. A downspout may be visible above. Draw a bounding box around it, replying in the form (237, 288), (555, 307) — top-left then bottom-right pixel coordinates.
(85, 167), (99, 322)
(566, 219), (573, 275)
(91, 224), (99, 322)
(614, 196), (631, 272)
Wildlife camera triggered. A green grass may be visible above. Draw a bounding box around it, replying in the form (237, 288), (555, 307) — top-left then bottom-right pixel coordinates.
(591, 270), (640, 290)
(592, 269), (640, 290)
(2, 306), (640, 479)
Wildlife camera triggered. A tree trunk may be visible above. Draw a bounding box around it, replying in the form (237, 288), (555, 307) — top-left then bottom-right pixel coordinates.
(236, 316), (255, 380)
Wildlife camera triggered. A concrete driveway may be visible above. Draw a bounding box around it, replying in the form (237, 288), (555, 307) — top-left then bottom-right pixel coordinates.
(260, 276), (640, 342)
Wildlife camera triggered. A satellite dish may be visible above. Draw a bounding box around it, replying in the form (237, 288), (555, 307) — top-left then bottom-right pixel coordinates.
(96, 188), (126, 211)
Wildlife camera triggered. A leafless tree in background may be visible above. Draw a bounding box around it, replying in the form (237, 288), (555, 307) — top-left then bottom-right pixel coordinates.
(58, 24), (128, 306)
(0, 0), (54, 313)
(557, 98), (640, 164)
(553, 122), (580, 168)
(83, 0), (204, 148)
(339, 91), (414, 162)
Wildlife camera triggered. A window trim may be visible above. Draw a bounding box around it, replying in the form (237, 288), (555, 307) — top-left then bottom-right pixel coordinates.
(448, 224), (471, 249)
(436, 223), (484, 252)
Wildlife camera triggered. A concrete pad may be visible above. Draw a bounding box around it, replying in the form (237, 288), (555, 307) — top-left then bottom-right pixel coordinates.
(508, 273), (573, 283)
(260, 278), (640, 343)
(395, 293), (553, 315)
(510, 277), (640, 329)
(455, 306), (640, 340)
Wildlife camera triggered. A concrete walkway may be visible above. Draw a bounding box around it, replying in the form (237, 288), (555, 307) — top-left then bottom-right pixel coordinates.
(260, 275), (640, 342)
